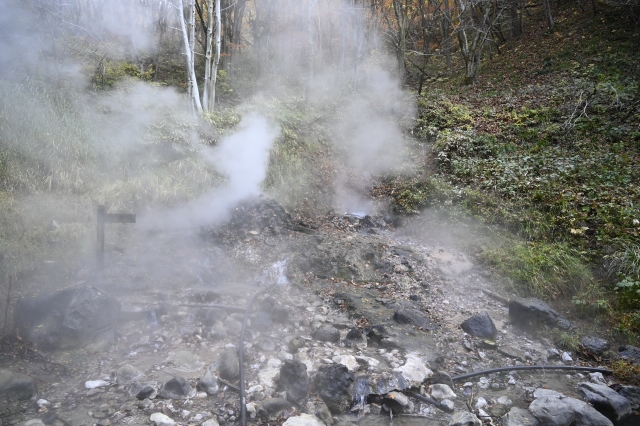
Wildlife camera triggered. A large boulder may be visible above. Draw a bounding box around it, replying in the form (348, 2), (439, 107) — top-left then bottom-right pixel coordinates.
(278, 360), (309, 403)
(577, 382), (632, 423)
(502, 407), (539, 426)
(528, 396), (575, 426)
(580, 336), (610, 356)
(14, 285), (120, 350)
(508, 297), (570, 330)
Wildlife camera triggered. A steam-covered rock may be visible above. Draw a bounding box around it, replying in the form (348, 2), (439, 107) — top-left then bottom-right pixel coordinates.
(150, 412), (176, 425)
(257, 397), (293, 420)
(449, 411), (481, 426)
(503, 407), (539, 426)
(282, 413), (326, 426)
(158, 376), (195, 399)
(197, 365), (219, 395)
(216, 350), (240, 381)
(0, 369), (36, 403)
(117, 364), (143, 384)
(278, 360), (309, 403)
(14, 284), (120, 350)
(528, 396), (575, 426)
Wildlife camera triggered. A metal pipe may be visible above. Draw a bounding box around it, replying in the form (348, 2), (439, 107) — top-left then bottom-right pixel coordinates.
(239, 285), (275, 426)
(451, 365), (613, 382)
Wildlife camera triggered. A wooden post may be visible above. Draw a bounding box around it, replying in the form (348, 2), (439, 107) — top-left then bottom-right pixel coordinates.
(96, 205), (136, 271)
(97, 205), (105, 271)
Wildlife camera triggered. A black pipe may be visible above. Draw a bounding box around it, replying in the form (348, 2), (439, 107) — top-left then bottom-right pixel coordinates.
(239, 285), (275, 426)
(451, 365), (613, 382)
(407, 392), (451, 412)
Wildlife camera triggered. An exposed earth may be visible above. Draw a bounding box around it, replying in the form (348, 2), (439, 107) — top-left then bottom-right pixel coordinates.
(1, 198), (638, 426)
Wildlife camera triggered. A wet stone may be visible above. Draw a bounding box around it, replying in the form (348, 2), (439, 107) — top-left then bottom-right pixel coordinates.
(460, 312), (497, 339)
(393, 309), (435, 330)
(581, 336), (610, 356)
(314, 402), (333, 426)
(313, 325), (340, 342)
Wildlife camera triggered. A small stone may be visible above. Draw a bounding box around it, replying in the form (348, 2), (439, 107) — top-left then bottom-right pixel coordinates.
(589, 372), (607, 385)
(313, 325), (340, 342)
(314, 402), (333, 425)
(288, 336), (306, 353)
(198, 365), (219, 395)
(497, 396), (513, 406)
(533, 388), (564, 399)
(498, 346), (526, 361)
(217, 350), (240, 381)
(85, 379), (110, 389)
(331, 355), (359, 372)
(503, 406), (540, 426)
(429, 384), (456, 401)
(158, 376), (195, 400)
(201, 420), (220, 426)
(561, 352), (573, 362)
(440, 399), (455, 413)
(448, 411), (481, 426)
(460, 312), (497, 339)
(117, 364), (142, 384)
(150, 412), (176, 425)
(257, 397), (293, 420)
(278, 360), (309, 403)
(282, 413), (326, 426)
(393, 309), (435, 330)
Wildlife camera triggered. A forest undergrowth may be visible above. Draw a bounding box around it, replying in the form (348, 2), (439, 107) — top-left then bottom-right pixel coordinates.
(381, 4), (640, 338)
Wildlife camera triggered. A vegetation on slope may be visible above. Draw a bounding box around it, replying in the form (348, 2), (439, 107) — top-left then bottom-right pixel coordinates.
(385, 4), (640, 334)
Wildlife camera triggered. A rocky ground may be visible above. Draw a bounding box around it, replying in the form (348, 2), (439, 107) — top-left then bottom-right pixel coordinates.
(1, 197), (639, 426)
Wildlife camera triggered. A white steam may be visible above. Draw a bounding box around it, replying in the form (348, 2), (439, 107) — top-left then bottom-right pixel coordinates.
(143, 114), (281, 228)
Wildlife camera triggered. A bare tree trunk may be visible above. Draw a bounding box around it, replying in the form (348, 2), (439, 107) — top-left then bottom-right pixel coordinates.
(442, 0), (452, 70)
(203, 0), (214, 111)
(393, 0), (408, 73)
(542, 0), (554, 31)
(178, 0), (202, 113)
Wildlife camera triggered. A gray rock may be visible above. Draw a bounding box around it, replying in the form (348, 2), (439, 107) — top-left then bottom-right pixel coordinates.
(581, 336), (610, 356)
(528, 396), (575, 426)
(533, 388), (564, 399)
(618, 345), (640, 362)
(383, 391), (410, 414)
(428, 384), (456, 401)
(278, 360), (309, 403)
(158, 376), (195, 399)
(0, 369), (37, 402)
(313, 325), (340, 342)
(150, 412), (175, 425)
(498, 346), (526, 361)
(198, 365), (219, 395)
(393, 308), (435, 330)
(589, 372), (607, 385)
(448, 411), (481, 426)
(209, 321), (228, 340)
(288, 336), (306, 353)
(344, 327), (366, 348)
(432, 371), (454, 389)
(440, 399), (455, 413)
(217, 350), (240, 380)
(14, 284), (120, 350)
(577, 382), (632, 423)
(618, 386), (640, 410)
(314, 364), (355, 414)
(203, 308), (227, 325)
(503, 406), (539, 426)
(257, 397), (292, 420)
(563, 396), (613, 426)
(282, 413), (327, 426)
(314, 402), (333, 425)
(508, 297), (571, 330)
(116, 364), (142, 384)
(257, 338), (276, 352)
(251, 311), (272, 331)
(129, 381), (159, 399)
(460, 312), (497, 339)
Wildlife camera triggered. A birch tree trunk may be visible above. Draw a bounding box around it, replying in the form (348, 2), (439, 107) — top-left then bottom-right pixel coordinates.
(203, 0), (214, 111)
(178, 0), (202, 113)
(393, 0), (408, 73)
